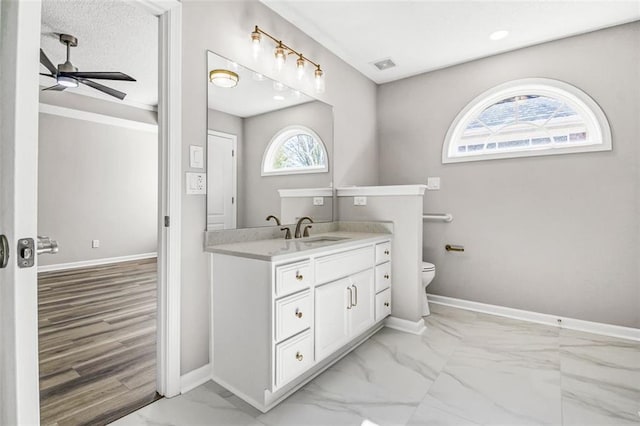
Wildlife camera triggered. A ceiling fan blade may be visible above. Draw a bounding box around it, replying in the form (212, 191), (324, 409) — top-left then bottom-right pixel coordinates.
(79, 79), (126, 100)
(63, 71), (135, 81)
(40, 73), (56, 78)
(40, 49), (58, 75)
(42, 85), (67, 92)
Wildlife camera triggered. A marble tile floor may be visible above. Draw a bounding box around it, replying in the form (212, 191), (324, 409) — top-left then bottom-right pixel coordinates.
(111, 304), (640, 426)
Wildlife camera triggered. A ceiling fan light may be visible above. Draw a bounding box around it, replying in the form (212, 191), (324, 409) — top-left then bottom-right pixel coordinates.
(209, 69), (239, 88)
(57, 75), (78, 88)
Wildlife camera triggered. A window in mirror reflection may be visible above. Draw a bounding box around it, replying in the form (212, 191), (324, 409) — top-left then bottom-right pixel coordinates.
(262, 125), (329, 176)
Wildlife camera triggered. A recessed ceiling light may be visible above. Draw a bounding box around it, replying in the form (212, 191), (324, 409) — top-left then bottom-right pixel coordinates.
(273, 95), (285, 101)
(489, 30), (509, 41)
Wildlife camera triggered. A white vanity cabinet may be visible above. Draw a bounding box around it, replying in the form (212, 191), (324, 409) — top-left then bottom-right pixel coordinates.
(209, 234), (391, 413)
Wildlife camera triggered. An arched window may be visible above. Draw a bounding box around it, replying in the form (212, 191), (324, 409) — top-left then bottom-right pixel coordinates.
(442, 78), (611, 163)
(262, 125), (329, 176)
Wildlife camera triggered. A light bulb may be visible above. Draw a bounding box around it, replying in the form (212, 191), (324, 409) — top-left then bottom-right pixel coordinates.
(274, 44), (286, 71)
(314, 66), (325, 94)
(296, 56), (305, 80)
(251, 27), (262, 58)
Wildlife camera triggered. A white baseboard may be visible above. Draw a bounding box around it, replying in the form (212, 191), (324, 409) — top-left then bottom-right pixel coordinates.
(180, 363), (212, 394)
(428, 294), (640, 342)
(38, 252), (157, 273)
(385, 316), (427, 335)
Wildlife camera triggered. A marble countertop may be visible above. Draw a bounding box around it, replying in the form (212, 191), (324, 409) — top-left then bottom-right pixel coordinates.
(205, 231), (391, 261)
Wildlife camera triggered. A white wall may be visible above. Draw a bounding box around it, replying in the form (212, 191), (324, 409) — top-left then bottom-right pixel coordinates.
(377, 22), (640, 328)
(181, 0), (378, 374)
(38, 112), (158, 266)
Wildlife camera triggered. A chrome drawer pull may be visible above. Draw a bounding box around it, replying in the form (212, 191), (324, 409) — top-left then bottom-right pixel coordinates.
(295, 352), (303, 361)
(347, 287), (352, 309)
(384, 249), (390, 255)
(384, 274), (389, 279)
(351, 284), (358, 307)
(295, 309), (303, 318)
(384, 302), (390, 307)
(295, 272), (303, 281)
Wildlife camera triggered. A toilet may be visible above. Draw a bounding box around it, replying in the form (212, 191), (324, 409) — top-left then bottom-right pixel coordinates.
(421, 262), (436, 316)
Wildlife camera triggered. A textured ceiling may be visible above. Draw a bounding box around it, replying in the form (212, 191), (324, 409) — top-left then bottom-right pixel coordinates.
(262, 1), (640, 84)
(40, 0), (158, 107)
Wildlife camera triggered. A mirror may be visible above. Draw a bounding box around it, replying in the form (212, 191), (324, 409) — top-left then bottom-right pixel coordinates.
(206, 51), (333, 231)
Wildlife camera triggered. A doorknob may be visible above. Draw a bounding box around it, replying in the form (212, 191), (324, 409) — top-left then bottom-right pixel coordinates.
(0, 234), (9, 268)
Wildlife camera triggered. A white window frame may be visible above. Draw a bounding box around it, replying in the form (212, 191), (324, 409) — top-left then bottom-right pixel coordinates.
(442, 78), (612, 164)
(261, 125), (329, 176)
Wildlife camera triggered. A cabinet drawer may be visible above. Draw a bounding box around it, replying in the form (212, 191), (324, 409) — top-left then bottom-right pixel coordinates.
(275, 290), (311, 342)
(275, 260), (311, 297)
(375, 262), (391, 293)
(275, 330), (313, 388)
(375, 241), (391, 265)
(375, 288), (391, 322)
(315, 246), (373, 284)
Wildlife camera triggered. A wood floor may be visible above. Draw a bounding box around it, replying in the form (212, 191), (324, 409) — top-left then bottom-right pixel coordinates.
(38, 258), (160, 426)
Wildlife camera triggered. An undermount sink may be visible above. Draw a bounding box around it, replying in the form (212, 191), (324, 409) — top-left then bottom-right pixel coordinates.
(299, 236), (350, 244)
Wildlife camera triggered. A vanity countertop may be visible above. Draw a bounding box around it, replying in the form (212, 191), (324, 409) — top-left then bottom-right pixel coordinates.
(205, 231), (391, 261)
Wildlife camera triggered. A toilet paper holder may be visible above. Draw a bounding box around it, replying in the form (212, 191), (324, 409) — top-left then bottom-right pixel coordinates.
(445, 244), (464, 252)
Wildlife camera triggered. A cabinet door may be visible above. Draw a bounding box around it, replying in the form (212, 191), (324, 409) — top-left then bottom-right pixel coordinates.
(348, 269), (375, 337)
(315, 277), (350, 361)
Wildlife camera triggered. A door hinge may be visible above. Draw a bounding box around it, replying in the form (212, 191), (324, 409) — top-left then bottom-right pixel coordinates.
(231, 149), (235, 157)
(231, 197), (235, 204)
(164, 216), (170, 227)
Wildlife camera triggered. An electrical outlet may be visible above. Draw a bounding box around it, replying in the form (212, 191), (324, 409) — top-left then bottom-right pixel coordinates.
(427, 177), (441, 190)
(313, 197), (324, 206)
(186, 172), (206, 195)
(354, 196), (367, 206)
(92, 239), (100, 248)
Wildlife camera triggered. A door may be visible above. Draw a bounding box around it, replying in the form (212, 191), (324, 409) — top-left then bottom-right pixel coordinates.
(207, 130), (237, 230)
(348, 269), (375, 337)
(0, 1), (42, 424)
(314, 278), (350, 361)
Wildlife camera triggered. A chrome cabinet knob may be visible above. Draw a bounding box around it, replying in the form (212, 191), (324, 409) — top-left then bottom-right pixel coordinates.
(384, 302), (390, 307)
(296, 272), (303, 281)
(384, 249), (390, 255)
(295, 309), (303, 318)
(295, 352), (304, 361)
(384, 274), (389, 279)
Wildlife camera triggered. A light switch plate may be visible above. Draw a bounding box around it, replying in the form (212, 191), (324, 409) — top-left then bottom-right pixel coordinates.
(427, 177), (441, 190)
(190, 145), (204, 169)
(313, 197), (324, 206)
(186, 172), (206, 195)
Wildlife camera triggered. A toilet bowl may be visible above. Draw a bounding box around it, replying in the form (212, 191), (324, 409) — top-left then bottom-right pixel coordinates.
(422, 262), (436, 316)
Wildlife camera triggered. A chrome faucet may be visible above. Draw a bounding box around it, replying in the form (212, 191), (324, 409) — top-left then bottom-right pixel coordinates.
(294, 216), (314, 239)
(266, 215), (281, 226)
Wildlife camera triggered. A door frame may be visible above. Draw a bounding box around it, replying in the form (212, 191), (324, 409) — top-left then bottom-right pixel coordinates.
(0, 0), (183, 422)
(207, 129), (238, 230)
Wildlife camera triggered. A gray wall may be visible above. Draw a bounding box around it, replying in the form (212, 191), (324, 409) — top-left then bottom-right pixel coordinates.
(181, 0), (378, 374)
(38, 113), (158, 266)
(377, 22), (640, 328)
(242, 101), (333, 228)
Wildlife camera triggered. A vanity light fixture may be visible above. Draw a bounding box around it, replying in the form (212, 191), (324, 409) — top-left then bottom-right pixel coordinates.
(250, 25), (325, 93)
(209, 69), (239, 88)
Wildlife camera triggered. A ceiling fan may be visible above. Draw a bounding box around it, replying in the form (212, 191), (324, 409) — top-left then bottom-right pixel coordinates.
(40, 34), (136, 100)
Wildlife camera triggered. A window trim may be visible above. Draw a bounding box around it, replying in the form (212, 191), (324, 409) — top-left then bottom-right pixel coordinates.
(442, 78), (612, 164)
(262, 125), (329, 176)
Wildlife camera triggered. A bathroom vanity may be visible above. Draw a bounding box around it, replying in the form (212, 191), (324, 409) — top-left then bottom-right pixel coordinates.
(207, 231), (392, 412)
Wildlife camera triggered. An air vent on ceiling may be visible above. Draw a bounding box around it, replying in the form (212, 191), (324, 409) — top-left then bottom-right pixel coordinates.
(372, 58), (396, 71)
